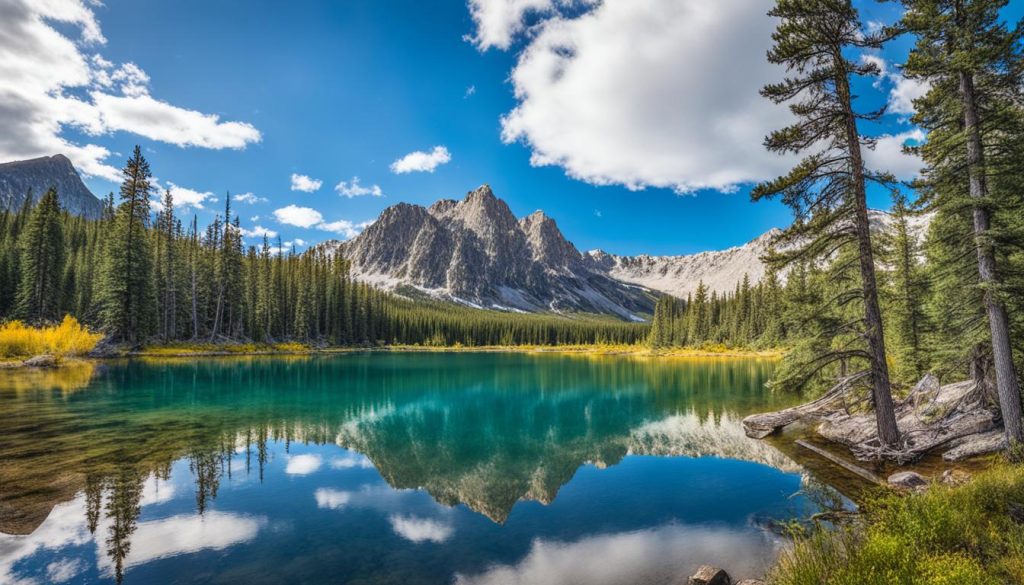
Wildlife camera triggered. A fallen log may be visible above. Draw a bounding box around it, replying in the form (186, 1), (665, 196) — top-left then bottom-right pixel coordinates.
(742, 373), (867, 438)
(796, 440), (883, 484)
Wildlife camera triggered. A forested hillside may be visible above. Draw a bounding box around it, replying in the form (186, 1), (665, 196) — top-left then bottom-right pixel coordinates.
(0, 147), (647, 348)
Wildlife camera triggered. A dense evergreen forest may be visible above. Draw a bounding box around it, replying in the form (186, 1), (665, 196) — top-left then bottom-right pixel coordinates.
(0, 147), (647, 348)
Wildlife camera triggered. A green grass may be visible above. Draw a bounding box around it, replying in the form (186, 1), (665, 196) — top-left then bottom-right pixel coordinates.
(769, 464), (1024, 584)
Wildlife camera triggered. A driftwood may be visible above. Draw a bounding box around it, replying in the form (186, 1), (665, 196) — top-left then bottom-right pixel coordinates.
(744, 372), (1007, 464)
(795, 439), (882, 484)
(742, 373), (868, 438)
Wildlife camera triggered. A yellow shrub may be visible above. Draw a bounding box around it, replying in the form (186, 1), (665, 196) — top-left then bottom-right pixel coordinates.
(0, 316), (103, 358)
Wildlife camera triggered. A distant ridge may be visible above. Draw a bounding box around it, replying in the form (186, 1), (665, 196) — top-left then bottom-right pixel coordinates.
(0, 154), (103, 219)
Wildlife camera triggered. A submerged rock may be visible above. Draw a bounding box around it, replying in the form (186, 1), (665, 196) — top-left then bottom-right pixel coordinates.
(23, 354), (57, 368)
(939, 469), (971, 487)
(888, 471), (928, 490)
(688, 565), (731, 585)
(735, 580), (766, 585)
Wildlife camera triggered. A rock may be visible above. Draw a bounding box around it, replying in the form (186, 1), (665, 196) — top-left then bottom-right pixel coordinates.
(735, 580), (765, 585)
(943, 430), (1007, 461)
(23, 354), (57, 368)
(888, 471), (928, 490)
(939, 469), (971, 487)
(688, 565), (731, 585)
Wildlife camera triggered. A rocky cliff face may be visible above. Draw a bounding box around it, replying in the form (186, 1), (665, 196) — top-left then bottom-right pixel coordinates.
(0, 155), (104, 219)
(337, 185), (655, 319)
(585, 209), (932, 299)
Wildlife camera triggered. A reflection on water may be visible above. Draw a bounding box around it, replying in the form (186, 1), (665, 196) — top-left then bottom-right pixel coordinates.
(0, 353), (812, 584)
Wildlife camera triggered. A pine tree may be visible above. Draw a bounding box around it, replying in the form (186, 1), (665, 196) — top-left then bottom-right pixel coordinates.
(97, 146), (155, 342)
(15, 187), (65, 322)
(753, 0), (901, 446)
(898, 0), (1024, 444)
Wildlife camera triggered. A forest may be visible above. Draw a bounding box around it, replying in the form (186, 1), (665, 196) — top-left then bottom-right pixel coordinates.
(0, 152), (647, 349)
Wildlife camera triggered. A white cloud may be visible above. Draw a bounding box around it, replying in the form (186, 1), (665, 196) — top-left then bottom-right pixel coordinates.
(274, 205), (324, 228)
(233, 192), (268, 204)
(314, 488), (353, 510)
(290, 173), (323, 192)
(495, 0), (798, 193)
(319, 219), (370, 239)
(465, 85), (477, 98)
(330, 453), (375, 469)
(166, 181), (215, 210)
(46, 559), (85, 583)
(454, 524), (783, 585)
(390, 146), (452, 174)
(335, 177), (384, 198)
(467, 0), (557, 50)
(95, 512), (265, 577)
(860, 54), (930, 116)
(285, 453), (322, 475)
(388, 515), (454, 543)
(272, 205), (372, 240)
(864, 128), (926, 181)
(0, 0), (260, 182)
(239, 225), (278, 239)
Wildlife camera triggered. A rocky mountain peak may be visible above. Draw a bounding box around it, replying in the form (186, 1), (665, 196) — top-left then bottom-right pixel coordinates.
(338, 186), (654, 318)
(0, 154), (103, 219)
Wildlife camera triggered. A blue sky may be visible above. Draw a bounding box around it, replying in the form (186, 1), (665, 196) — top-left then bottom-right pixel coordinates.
(5, 1), (1020, 255)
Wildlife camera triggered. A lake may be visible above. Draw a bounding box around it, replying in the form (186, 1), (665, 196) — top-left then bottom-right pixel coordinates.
(0, 352), (821, 585)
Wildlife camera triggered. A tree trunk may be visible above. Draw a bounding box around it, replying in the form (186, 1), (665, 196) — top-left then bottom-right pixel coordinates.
(958, 70), (1024, 445)
(837, 63), (901, 448)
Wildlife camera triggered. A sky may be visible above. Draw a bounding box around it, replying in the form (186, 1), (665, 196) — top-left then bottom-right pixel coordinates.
(3, 0), (1021, 255)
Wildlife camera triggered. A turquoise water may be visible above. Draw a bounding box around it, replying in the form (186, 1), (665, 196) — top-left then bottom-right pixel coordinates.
(0, 353), (814, 584)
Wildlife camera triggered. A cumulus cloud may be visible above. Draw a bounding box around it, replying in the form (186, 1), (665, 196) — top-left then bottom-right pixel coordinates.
(314, 488), (352, 510)
(239, 225), (278, 239)
(864, 128), (926, 181)
(860, 55), (930, 116)
(285, 454), (323, 475)
(493, 0), (798, 193)
(274, 205), (324, 228)
(0, 0), (260, 182)
(467, 0), (557, 50)
(166, 182), (215, 210)
(335, 177), (384, 198)
(331, 453), (375, 469)
(290, 173), (323, 192)
(388, 515), (454, 543)
(273, 204), (374, 240)
(390, 146), (452, 174)
(234, 192), (268, 204)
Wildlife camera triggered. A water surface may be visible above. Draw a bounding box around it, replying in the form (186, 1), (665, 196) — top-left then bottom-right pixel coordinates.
(0, 353), (815, 584)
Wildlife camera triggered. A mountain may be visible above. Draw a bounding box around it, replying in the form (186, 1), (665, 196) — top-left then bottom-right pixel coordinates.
(335, 185), (655, 319)
(585, 209), (933, 299)
(0, 155), (104, 219)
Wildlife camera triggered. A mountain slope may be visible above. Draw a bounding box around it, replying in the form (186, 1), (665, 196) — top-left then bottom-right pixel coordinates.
(336, 185), (655, 319)
(0, 155), (103, 219)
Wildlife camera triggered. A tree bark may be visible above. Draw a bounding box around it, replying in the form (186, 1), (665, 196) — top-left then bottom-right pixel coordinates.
(958, 70), (1024, 445)
(836, 62), (901, 448)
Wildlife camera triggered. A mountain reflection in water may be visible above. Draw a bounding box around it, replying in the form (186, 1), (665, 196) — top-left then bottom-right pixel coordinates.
(0, 353), (814, 585)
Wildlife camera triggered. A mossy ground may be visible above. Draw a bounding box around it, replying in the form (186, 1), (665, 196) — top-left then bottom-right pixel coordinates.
(770, 463), (1024, 585)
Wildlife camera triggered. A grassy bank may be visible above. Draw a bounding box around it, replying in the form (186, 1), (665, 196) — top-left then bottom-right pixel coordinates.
(770, 464), (1024, 585)
(130, 341), (784, 359)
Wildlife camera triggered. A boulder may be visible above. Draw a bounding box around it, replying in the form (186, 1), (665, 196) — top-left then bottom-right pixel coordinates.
(735, 581), (766, 585)
(888, 471), (928, 490)
(688, 565), (731, 585)
(23, 354), (57, 368)
(939, 469), (971, 487)
(943, 430), (1007, 461)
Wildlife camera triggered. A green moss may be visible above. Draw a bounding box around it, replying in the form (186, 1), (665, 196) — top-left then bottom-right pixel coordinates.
(770, 464), (1024, 585)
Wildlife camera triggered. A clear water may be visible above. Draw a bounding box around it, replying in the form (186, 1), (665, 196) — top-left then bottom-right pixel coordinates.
(0, 353), (815, 585)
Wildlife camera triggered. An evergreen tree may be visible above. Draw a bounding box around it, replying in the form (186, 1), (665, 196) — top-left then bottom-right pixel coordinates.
(898, 0), (1024, 444)
(97, 146), (155, 342)
(15, 187), (65, 322)
(753, 0), (901, 446)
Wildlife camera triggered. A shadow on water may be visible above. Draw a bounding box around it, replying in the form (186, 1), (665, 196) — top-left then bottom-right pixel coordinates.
(0, 353), (829, 585)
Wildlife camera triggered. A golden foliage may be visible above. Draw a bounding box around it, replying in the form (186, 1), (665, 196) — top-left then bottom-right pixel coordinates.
(0, 316), (103, 358)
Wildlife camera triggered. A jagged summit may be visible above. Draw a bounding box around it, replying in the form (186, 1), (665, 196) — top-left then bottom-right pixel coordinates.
(337, 185), (655, 319)
(0, 154), (104, 219)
